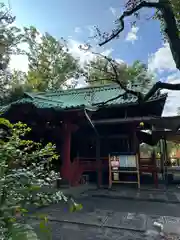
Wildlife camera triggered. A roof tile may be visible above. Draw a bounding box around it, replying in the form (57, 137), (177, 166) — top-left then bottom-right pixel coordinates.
(0, 84), (166, 114)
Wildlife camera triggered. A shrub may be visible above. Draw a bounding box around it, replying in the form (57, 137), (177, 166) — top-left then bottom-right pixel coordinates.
(0, 118), (82, 240)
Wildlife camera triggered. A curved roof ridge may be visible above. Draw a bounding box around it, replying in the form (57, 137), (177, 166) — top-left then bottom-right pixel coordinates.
(25, 84), (120, 97)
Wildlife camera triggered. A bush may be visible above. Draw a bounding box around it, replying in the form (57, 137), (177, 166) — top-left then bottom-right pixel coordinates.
(0, 118), (82, 239)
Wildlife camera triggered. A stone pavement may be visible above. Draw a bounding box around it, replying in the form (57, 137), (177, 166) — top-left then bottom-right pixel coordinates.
(39, 184), (180, 204)
(81, 187), (180, 204)
(28, 205), (180, 239)
(28, 219), (147, 240)
(26, 185), (180, 239)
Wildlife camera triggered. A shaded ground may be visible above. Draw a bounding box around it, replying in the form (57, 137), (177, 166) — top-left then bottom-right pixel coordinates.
(77, 196), (180, 217)
(27, 191), (180, 239)
(29, 219), (147, 240)
(81, 185), (180, 204)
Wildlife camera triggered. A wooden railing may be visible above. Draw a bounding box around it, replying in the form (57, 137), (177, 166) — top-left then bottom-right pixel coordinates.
(70, 156), (180, 186)
(73, 157), (109, 171)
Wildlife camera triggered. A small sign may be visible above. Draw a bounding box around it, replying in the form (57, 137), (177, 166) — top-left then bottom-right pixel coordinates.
(110, 154), (137, 168)
(108, 152), (140, 189)
(113, 172), (119, 181)
(110, 155), (120, 170)
(127, 155), (136, 168)
(119, 155), (127, 168)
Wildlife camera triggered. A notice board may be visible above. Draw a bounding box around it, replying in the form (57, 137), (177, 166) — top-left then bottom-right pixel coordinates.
(109, 153), (140, 188)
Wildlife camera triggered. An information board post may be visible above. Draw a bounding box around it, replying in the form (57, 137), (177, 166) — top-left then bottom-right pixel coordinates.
(108, 153), (140, 189)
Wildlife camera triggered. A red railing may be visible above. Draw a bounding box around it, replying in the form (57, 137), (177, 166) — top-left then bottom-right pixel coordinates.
(70, 157), (108, 186)
(73, 157), (108, 170)
(70, 156), (180, 186)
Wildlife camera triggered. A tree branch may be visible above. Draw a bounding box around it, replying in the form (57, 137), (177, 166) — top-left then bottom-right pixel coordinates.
(99, 1), (162, 46)
(79, 44), (180, 106)
(143, 81), (180, 101)
(90, 51), (144, 101)
(99, 0), (180, 70)
(94, 92), (127, 106)
(159, 0), (180, 70)
(85, 78), (115, 83)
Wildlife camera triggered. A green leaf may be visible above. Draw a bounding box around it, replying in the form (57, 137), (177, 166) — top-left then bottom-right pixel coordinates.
(20, 208), (28, 213)
(69, 203), (83, 212)
(8, 223), (39, 240)
(29, 185), (41, 191)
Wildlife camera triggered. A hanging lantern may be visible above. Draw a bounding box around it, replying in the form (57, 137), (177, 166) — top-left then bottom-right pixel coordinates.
(139, 122), (144, 127)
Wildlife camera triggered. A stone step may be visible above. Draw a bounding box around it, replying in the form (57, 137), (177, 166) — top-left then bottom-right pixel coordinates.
(82, 189), (180, 203)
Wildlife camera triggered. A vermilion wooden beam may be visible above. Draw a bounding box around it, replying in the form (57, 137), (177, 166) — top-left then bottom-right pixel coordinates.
(61, 122), (72, 182)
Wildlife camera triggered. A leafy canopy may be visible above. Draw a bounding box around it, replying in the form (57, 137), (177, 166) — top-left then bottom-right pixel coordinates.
(23, 27), (82, 91)
(84, 55), (155, 91)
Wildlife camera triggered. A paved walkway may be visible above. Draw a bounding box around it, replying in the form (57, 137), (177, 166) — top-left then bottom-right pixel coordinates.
(26, 185), (180, 239)
(40, 184), (180, 204)
(81, 186), (180, 204)
(28, 204), (180, 239)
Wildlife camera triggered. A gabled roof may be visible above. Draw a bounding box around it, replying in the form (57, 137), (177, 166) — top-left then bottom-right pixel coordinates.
(0, 84), (167, 114)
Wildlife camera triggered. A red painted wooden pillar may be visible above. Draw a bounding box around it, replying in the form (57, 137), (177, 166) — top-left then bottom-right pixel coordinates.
(96, 136), (102, 187)
(61, 122), (72, 182)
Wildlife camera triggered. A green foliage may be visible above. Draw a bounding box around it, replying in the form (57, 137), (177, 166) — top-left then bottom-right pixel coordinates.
(0, 3), (26, 105)
(140, 141), (180, 158)
(0, 3), (25, 69)
(23, 27), (82, 91)
(154, 0), (180, 39)
(171, 0), (180, 35)
(126, 60), (155, 88)
(85, 57), (155, 91)
(0, 118), (82, 239)
(0, 2), (82, 104)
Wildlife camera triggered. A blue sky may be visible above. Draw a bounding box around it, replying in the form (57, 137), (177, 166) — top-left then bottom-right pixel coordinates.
(3, 0), (180, 116)
(7, 0), (162, 64)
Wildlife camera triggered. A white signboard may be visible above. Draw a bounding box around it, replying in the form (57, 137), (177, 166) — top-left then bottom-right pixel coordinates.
(119, 155), (136, 168)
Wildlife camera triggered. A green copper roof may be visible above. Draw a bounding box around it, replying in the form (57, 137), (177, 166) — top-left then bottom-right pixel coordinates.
(0, 84), (166, 114)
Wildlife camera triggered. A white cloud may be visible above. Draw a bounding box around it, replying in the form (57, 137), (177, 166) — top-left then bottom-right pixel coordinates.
(76, 76), (87, 88)
(116, 58), (126, 65)
(65, 76), (87, 89)
(148, 42), (176, 73)
(74, 27), (81, 34)
(101, 48), (114, 57)
(68, 39), (95, 65)
(9, 54), (29, 72)
(67, 39), (115, 88)
(9, 42), (29, 72)
(125, 26), (139, 43)
(148, 42), (180, 116)
(9, 28), (42, 73)
(109, 7), (116, 16)
(162, 72), (180, 116)
(68, 39), (114, 66)
(162, 89), (180, 116)
(86, 25), (96, 38)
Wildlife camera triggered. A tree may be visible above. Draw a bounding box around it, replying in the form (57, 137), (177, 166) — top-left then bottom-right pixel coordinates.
(89, 0), (180, 105)
(23, 27), (82, 91)
(154, 0), (180, 39)
(85, 55), (155, 92)
(0, 2), (82, 105)
(0, 3), (26, 104)
(1, 70), (29, 105)
(0, 3), (24, 70)
(0, 118), (82, 239)
(84, 55), (127, 86)
(0, 118), (63, 239)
